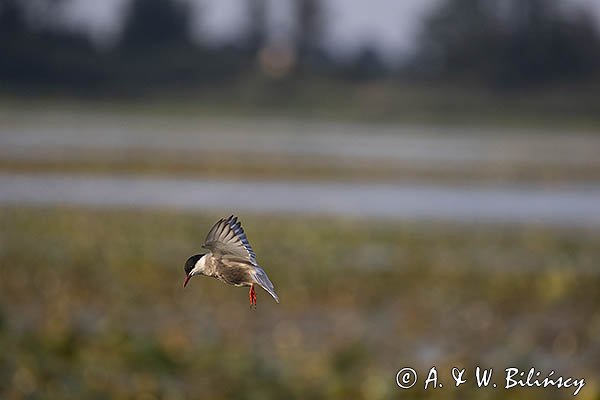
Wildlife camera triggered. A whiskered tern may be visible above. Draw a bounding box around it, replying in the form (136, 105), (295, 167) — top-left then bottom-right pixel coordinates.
(183, 215), (279, 307)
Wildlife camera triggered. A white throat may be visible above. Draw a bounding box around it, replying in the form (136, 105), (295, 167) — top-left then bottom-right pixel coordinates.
(190, 254), (208, 276)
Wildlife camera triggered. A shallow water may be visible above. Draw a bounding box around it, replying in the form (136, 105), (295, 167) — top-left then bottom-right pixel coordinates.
(2, 114), (600, 168)
(2, 173), (599, 227)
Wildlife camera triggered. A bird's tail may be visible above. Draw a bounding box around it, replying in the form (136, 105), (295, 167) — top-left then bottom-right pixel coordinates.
(253, 266), (279, 303)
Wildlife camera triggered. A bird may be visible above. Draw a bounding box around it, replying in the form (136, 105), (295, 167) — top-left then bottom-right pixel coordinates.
(183, 215), (279, 307)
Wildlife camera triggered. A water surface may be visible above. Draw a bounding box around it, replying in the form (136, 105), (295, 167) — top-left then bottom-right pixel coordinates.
(2, 173), (599, 227)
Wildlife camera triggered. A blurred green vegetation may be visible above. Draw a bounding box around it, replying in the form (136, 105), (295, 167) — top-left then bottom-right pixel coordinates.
(3, 77), (600, 129)
(2, 0), (600, 100)
(4, 0), (600, 130)
(1, 207), (599, 399)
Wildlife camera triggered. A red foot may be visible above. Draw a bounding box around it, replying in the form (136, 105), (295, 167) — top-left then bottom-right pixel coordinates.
(249, 284), (257, 308)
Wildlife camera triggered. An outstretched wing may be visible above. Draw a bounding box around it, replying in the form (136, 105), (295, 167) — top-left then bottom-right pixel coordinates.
(202, 215), (257, 264)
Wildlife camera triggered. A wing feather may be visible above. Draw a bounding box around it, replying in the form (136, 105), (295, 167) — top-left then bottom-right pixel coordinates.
(202, 215), (257, 264)
(252, 266), (279, 303)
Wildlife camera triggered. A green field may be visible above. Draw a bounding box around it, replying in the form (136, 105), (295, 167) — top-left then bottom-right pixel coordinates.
(3, 79), (600, 129)
(1, 207), (598, 399)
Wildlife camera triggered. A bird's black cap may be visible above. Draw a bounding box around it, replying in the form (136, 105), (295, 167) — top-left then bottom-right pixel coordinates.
(184, 254), (204, 276)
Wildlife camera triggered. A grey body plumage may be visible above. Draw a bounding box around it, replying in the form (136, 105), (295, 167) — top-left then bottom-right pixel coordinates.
(183, 215), (279, 305)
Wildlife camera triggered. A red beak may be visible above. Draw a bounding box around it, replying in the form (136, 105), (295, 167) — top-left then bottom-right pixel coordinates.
(183, 274), (191, 288)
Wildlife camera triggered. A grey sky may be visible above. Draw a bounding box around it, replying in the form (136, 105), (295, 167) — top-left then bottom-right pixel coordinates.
(62, 0), (600, 62)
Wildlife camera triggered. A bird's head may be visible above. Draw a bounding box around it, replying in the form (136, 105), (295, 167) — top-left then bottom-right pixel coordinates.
(183, 253), (204, 288)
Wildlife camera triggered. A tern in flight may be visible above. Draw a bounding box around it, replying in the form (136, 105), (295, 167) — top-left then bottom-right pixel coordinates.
(183, 215), (279, 307)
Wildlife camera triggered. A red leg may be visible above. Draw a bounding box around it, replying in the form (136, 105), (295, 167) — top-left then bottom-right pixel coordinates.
(249, 284), (257, 308)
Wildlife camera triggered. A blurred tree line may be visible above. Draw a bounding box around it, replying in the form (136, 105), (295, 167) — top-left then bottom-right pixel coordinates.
(412, 0), (600, 87)
(1, 0), (599, 95)
(0, 0), (254, 94)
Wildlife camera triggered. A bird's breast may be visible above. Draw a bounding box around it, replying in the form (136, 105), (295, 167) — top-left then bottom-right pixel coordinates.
(214, 266), (252, 287)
